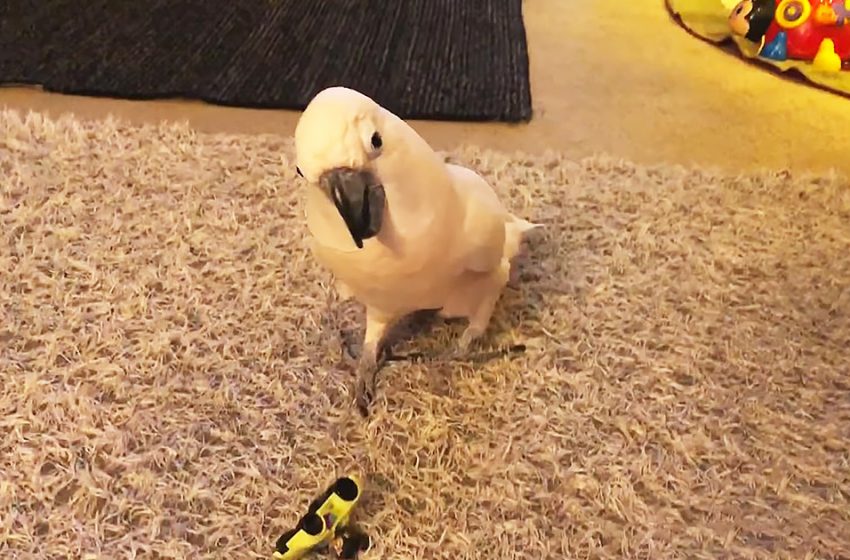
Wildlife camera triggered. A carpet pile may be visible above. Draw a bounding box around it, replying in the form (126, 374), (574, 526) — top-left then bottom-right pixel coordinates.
(1, 110), (849, 559)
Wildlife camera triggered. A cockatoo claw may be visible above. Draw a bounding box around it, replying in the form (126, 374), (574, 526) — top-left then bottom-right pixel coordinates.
(454, 325), (484, 358)
(353, 344), (380, 416)
(354, 377), (374, 417)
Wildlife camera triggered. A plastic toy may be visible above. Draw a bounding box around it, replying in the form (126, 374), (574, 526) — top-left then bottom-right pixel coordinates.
(273, 475), (370, 560)
(728, 0), (850, 71)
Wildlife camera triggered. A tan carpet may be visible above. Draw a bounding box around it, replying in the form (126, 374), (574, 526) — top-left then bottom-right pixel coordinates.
(1, 111), (849, 560)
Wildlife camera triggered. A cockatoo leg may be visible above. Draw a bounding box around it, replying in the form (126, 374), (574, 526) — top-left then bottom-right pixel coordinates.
(455, 263), (510, 355)
(457, 324), (485, 354)
(335, 278), (355, 301)
(456, 300), (496, 354)
(354, 308), (393, 415)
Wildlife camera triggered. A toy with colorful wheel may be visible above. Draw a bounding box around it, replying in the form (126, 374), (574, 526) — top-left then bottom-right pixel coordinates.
(728, 0), (850, 71)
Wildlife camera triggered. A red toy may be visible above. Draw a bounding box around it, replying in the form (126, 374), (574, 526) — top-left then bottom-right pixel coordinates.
(728, 0), (850, 70)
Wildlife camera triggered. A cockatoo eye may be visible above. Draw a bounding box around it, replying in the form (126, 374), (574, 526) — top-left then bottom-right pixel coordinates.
(362, 128), (383, 160)
(296, 166), (303, 177)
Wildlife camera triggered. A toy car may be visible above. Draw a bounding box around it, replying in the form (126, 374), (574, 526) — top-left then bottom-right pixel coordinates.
(273, 475), (364, 560)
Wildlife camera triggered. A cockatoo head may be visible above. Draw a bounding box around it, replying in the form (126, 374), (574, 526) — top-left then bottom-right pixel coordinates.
(294, 87), (392, 249)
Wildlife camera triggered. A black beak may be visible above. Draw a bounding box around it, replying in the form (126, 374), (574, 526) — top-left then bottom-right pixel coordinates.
(319, 167), (386, 249)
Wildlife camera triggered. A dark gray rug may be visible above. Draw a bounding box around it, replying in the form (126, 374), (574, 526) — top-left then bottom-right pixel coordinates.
(0, 0), (532, 122)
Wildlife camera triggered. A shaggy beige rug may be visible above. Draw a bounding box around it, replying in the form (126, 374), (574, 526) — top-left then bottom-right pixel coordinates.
(1, 110), (849, 560)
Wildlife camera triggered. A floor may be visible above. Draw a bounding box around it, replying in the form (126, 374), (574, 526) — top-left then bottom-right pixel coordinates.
(2, 0), (848, 176)
(5, 107), (848, 560)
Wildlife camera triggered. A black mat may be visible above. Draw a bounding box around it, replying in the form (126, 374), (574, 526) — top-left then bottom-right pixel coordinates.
(0, 0), (532, 122)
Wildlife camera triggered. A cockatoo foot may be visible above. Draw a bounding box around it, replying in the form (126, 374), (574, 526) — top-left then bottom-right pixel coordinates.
(454, 325), (485, 357)
(354, 342), (380, 416)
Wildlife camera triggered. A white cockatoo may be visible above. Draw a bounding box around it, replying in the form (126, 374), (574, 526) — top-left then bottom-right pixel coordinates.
(293, 86), (538, 413)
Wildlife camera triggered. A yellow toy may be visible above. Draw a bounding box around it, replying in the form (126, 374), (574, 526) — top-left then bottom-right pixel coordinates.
(273, 475), (369, 560)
